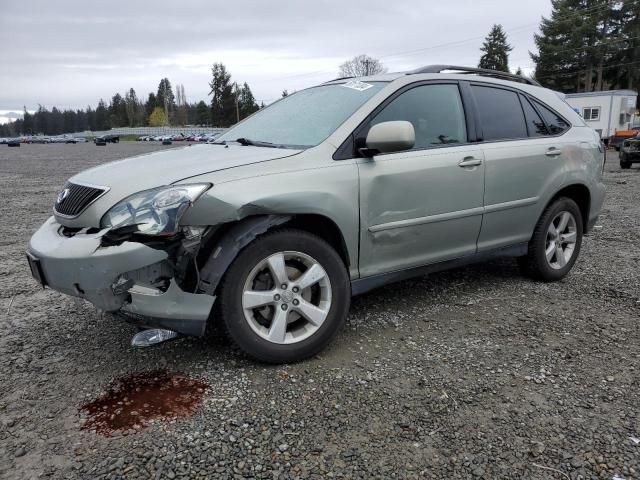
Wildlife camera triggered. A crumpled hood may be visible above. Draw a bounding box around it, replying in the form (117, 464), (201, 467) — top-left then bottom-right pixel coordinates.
(57, 143), (302, 228)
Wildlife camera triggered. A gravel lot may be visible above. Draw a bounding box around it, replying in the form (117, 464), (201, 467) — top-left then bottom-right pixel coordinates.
(1, 143), (638, 479)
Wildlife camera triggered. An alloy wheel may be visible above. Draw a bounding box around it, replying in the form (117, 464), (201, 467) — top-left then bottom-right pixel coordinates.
(242, 251), (332, 344)
(545, 211), (577, 270)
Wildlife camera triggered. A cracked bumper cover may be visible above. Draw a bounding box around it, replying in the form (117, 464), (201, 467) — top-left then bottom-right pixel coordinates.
(27, 217), (214, 336)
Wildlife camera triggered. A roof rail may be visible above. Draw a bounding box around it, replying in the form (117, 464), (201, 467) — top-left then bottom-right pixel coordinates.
(408, 65), (541, 87)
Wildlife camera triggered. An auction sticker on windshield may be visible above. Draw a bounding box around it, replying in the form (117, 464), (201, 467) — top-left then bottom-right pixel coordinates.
(341, 80), (374, 91)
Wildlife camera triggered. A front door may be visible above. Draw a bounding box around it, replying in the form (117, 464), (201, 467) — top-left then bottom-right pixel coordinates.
(357, 83), (485, 277)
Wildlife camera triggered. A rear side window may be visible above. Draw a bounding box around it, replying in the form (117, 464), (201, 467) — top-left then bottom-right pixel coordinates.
(520, 97), (548, 137)
(533, 100), (570, 135)
(369, 84), (467, 149)
(472, 85), (527, 141)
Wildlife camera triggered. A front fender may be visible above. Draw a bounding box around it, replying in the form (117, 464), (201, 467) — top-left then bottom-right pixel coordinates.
(180, 160), (360, 278)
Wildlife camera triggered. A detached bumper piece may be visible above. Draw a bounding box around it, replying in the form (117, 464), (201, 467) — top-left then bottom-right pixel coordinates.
(119, 281), (214, 337)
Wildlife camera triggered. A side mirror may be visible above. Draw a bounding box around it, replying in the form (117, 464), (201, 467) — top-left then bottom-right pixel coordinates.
(362, 120), (415, 156)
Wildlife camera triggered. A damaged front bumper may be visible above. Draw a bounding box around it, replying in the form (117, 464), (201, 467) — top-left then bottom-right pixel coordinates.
(27, 217), (214, 336)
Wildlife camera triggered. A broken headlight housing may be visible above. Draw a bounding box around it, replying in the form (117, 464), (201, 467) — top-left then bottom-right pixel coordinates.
(101, 184), (211, 236)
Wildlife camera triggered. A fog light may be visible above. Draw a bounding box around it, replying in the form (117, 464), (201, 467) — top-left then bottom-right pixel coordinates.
(131, 329), (179, 347)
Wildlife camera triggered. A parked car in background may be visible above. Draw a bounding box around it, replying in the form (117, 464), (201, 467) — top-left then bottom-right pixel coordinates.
(610, 126), (640, 151)
(28, 136), (51, 144)
(27, 65), (605, 363)
(94, 134), (120, 144)
(7, 138), (20, 147)
(620, 132), (640, 168)
(66, 137), (86, 144)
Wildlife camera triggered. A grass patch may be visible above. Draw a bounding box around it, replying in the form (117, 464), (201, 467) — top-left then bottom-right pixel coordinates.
(118, 134), (141, 142)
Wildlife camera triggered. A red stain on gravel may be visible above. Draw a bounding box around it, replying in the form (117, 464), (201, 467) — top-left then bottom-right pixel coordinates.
(80, 370), (208, 436)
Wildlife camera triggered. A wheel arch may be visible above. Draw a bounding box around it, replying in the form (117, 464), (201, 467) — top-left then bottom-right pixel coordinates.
(196, 213), (351, 298)
(547, 183), (591, 232)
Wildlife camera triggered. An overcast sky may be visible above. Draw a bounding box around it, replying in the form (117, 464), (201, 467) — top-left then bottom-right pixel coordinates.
(0, 0), (552, 112)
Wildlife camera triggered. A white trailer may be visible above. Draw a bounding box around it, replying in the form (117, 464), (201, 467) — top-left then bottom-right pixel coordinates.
(564, 89), (637, 141)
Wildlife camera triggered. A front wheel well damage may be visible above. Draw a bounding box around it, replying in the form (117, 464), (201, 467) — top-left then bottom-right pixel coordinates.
(194, 214), (350, 300)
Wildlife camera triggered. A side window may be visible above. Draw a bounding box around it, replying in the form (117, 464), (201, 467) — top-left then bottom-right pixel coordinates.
(520, 96), (548, 137)
(471, 85), (527, 141)
(533, 100), (570, 135)
(368, 84), (467, 149)
(583, 107), (600, 121)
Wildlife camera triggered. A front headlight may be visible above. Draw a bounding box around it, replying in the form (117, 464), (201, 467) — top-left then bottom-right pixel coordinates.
(101, 184), (211, 235)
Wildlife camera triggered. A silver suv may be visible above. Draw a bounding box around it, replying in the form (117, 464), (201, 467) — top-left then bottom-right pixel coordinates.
(27, 65), (606, 363)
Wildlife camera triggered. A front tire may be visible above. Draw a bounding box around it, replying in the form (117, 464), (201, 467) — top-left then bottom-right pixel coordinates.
(519, 197), (583, 282)
(620, 153), (632, 169)
(218, 229), (350, 363)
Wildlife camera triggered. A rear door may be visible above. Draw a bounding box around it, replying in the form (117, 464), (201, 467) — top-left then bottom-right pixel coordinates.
(470, 84), (571, 251)
(357, 82), (485, 277)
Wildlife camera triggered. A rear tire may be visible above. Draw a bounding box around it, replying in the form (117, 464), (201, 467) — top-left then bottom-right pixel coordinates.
(519, 197), (583, 282)
(620, 153), (632, 169)
(218, 229), (350, 363)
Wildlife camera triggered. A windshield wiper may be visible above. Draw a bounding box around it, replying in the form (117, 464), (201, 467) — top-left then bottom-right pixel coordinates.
(234, 138), (279, 148)
(210, 138), (307, 149)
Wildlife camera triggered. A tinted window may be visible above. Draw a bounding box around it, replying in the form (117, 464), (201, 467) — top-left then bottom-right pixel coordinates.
(472, 86), (527, 141)
(369, 84), (467, 149)
(534, 100), (570, 135)
(521, 97), (548, 137)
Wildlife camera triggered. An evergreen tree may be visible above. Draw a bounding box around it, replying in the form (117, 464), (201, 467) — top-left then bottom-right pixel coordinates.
(208, 63), (236, 127)
(605, 0), (639, 100)
(530, 0), (621, 93)
(22, 107), (34, 134)
(109, 93), (128, 127)
(479, 24), (513, 72)
(157, 78), (175, 121)
(195, 100), (210, 125)
(95, 99), (109, 130)
(87, 106), (96, 131)
(125, 88), (139, 127)
(144, 93), (157, 124)
(239, 82), (259, 119)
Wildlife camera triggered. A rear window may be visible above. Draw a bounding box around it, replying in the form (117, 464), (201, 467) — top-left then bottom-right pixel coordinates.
(521, 97), (548, 137)
(472, 86), (527, 141)
(533, 100), (570, 135)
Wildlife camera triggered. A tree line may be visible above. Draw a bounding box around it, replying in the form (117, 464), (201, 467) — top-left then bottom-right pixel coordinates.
(0, 64), (261, 137)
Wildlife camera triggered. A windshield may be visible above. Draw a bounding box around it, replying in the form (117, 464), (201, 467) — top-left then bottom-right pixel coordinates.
(216, 81), (387, 148)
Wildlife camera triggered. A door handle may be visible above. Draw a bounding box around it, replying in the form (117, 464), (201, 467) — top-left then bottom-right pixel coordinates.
(458, 157), (482, 168)
(545, 147), (562, 157)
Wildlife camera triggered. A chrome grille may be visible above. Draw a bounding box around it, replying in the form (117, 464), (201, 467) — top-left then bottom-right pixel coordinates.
(54, 182), (107, 217)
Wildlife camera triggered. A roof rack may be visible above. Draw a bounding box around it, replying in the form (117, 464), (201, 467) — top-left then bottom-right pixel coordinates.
(408, 65), (541, 87)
